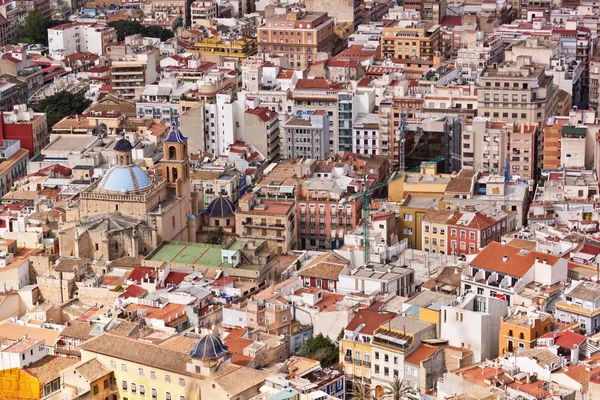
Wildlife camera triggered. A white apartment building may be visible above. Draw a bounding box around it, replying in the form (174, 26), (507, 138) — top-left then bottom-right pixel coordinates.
(352, 113), (380, 155)
(190, 0), (217, 27)
(48, 23), (117, 59)
(0, 338), (47, 370)
(282, 111), (330, 159)
(461, 117), (508, 174)
(204, 93), (245, 155)
(440, 293), (508, 362)
(455, 33), (503, 82)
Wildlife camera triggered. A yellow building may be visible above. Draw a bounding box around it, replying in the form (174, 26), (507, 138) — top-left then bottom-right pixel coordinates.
(78, 333), (268, 400)
(499, 308), (552, 356)
(388, 163), (454, 202)
(402, 290), (454, 335)
(0, 356), (78, 399)
(421, 209), (454, 254)
(369, 315), (436, 396)
(340, 310), (395, 387)
(191, 36), (257, 63)
(381, 21), (441, 60)
(398, 194), (442, 250)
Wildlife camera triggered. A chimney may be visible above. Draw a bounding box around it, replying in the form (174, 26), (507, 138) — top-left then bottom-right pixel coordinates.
(526, 372), (531, 384)
(502, 256), (509, 262)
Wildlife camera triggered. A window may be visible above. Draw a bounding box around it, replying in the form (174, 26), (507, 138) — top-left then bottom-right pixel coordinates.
(122, 381), (127, 390)
(121, 363), (127, 372)
(375, 352), (380, 360)
(131, 383), (137, 393)
(152, 388), (157, 399)
(140, 385), (145, 396)
(384, 354), (389, 362)
(179, 378), (185, 387)
(394, 356), (398, 365)
(374, 364), (380, 374)
(384, 367), (390, 376)
(110, 361), (116, 368)
(104, 380), (109, 389)
(150, 371), (156, 379)
(165, 375), (171, 383)
(93, 385), (99, 395)
(139, 368), (144, 377)
(424, 225), (430, 233)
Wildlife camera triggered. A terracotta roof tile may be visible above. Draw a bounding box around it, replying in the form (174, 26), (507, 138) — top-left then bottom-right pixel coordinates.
(470, 242), (560, 277)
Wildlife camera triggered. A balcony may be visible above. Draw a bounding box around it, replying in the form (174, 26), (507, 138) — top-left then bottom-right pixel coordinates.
(363, 361), (371, 368)
(345, 355), (353, 362)
(354, 359), (362, 366)
(556, 301), (600, 318)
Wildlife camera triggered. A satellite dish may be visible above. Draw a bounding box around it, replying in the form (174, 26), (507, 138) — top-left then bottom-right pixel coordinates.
(96, 123), (108, 138)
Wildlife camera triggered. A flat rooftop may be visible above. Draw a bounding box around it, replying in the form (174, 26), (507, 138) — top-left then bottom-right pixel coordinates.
(145, 241), (232, 267)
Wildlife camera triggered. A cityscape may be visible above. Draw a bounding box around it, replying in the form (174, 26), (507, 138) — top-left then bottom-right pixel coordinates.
(0, 0), (600, 399)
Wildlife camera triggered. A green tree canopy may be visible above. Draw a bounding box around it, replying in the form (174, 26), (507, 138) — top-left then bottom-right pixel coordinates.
(296, 333), (339, 368)
(108, 20), (174, 42)
(19, 11), (48, 45)
(206, 226), (224, 245)
(36, 91), (92, 130)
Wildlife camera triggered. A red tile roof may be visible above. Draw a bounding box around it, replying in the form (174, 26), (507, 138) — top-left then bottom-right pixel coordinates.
(295, 78), (340, 90)
(540, 330), (586, 350)
(345, 309), (395, 335)
(245, 107), (276, 122)
(164, 271), (188, 286)
(119, 284), (148, 299)
(470, 242), (560, 277)
(127, 267), (158, 284)
(404, 344), (440, 365)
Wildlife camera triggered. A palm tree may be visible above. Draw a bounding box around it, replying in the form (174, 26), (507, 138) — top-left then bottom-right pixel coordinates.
(385, 378), (415, 400)
(349, 381), (373, 400)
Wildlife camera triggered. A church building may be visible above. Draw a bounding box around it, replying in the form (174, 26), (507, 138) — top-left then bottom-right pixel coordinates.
(59, 123), (200, 261)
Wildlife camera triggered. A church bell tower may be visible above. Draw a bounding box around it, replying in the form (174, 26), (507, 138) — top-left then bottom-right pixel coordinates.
(162, 122), (190, 197)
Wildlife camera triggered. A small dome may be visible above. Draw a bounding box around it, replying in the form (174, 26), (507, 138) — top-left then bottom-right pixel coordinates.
(100, 165), (152, 192)
(190, 334), (228, 360)
(188, 214), (197, 220)
(204, 196), (235, 218)
(114, 138), (134, 151)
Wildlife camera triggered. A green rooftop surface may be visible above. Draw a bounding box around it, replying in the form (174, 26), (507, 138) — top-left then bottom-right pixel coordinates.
(146, 241), (231, 267)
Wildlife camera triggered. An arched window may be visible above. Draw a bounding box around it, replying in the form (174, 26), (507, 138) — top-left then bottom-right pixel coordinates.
(169, 146), (176, 159)
(120, 155), (124, 164)
(173, 168), (178, 182)
(166, 167), (170, 182)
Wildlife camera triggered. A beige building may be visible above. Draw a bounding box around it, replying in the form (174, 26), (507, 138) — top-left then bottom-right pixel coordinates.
(111, 50), (158, 100)
(305, 0), (361, 29)
(60, 125), (199, 261)
(422, 209), (454, 254)
(477, 56), (558, 125)
(257, 11), (335, 70)
(190, 0), (217, 27)
(381, 21), (441, 61)
(590, 58), (600, 110)
(236, 193), (296, 255)
(244, 107), (281, 163)
(76, 333), (268, 400)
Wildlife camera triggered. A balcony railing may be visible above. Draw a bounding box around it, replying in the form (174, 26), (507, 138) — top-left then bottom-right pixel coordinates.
(354, 359), (362, 366)
(344, 355), (353, 362)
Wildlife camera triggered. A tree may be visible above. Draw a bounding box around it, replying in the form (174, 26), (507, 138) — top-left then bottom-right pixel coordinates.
(36, 90), (92, 130)
(296, 333), (339, 368)
(385, 378), (415, 400)
(349, 382), (373, 400)
(295, 260), (302, 271)
(206, 226), (224, 245)
(336, 328), (344, 343)
(108, 20), (174, 42)
(20, 11), (48, 45)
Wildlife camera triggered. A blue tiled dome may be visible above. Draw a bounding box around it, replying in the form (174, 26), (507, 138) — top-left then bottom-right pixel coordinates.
(204, 196), (235, 218)
(190, 334), (228, 360)
(114, 138), (134, 151)
(100, 165), (152, 192)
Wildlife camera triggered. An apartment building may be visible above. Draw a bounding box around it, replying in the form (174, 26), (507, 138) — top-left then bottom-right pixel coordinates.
(203, 93), (244, 156)
(190, 0), (217, 27)
(236, 193), (296, 254)
(421, 209), (453, 254)
(111, 51), (158, 100)
(422, 0), (446, 23)
(461, 242), (568, 307)
(48, 23), (117, 59)
(369, 316), (436, 393)
(257, 11), (335, 70)
(590, 58), (600, 109)
(446, 207), (510, 256)
(352, 113), (382, 155)
(477, 56), (558, 125)
(282, 111), (330, 160)
(399, 195), (441, 250)
(440, 293), (508, 362)
(0, 104), (48, 157)
(0, 140), (28, 197)
(555, 280), (600, 335)
(244, 107), (281, 164)
(381, 21), (441, 61)
(340, 310), (396, 387)
(295, 179), (360, 250)
(191, 35), (257, 63)
(455, 33), (503, 82)
(499, 307), (551, 356)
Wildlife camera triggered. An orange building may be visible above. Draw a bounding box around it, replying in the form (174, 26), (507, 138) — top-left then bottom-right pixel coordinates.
(542, 122), (563, 171)
(499, 308), (552, 356)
